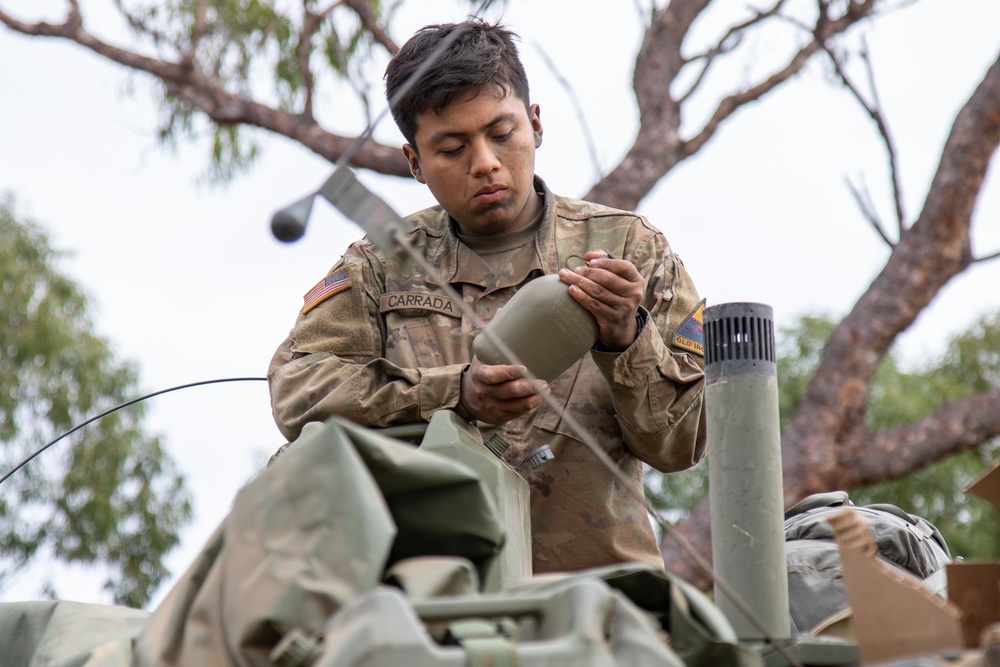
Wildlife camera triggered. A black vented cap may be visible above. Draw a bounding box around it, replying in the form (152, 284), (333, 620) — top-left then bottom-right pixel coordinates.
(704, 302), (776, 382)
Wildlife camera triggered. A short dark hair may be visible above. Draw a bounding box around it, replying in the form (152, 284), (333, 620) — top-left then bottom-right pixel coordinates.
(385, 20), (530, 147)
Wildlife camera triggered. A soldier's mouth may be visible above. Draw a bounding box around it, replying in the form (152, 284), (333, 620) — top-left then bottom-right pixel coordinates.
(474, 185), (507, 204)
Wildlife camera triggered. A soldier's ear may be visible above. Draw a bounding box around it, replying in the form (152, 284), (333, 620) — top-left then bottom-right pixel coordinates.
(530, 104), (543, 148)
(402, 144), (425, 183)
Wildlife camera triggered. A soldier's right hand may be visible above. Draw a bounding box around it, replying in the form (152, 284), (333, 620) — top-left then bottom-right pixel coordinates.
(459, 357), (547, 425)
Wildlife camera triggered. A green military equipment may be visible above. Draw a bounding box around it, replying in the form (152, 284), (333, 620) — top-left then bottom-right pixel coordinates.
(0, 600), (147, 666)
(416, 409), (532, 592)
(9, 298), (981, 666)
(704, 303), (790, 642)
(472, 274), (598, 381)
(318, 577), (686, 667)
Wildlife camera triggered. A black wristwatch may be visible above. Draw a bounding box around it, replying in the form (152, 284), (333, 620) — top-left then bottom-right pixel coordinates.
(593, 309), (646, 352)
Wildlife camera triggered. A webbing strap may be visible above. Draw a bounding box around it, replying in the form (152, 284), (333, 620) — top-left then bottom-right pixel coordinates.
(447, 619), (520, 667)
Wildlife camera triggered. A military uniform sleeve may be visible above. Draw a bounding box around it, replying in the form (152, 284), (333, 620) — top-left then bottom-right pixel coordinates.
(267, 240), (464, 442)
(589, 227), (707, 473)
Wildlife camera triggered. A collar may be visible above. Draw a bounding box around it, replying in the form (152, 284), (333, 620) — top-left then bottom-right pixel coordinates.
(444, 175), (556, 291)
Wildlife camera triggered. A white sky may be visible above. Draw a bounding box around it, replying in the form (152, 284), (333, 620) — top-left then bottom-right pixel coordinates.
(1, 0), (998, 606)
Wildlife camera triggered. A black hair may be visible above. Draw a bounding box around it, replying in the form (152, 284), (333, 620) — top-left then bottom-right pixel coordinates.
(385, 20), (530, 147)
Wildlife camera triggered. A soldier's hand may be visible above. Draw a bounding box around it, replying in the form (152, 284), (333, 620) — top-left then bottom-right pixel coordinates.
(459, 357), (546, 425)
(558, 250), (644, 351)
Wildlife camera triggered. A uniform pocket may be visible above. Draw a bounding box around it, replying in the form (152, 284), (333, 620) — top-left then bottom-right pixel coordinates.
(380, 292), (463, 369)
(533, 357), (619, 451)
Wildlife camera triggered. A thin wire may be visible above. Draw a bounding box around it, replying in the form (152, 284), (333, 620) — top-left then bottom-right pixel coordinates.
(0, 377), (268, 487)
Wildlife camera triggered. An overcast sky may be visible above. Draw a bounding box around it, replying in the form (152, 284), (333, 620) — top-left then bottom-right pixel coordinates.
(1, 0), (999, 606)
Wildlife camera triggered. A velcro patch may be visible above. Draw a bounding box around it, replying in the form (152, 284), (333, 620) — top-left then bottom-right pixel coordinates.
(379, 292), (461, 318)
(674, 299), (705, 356)
(302, 266), (352, 315)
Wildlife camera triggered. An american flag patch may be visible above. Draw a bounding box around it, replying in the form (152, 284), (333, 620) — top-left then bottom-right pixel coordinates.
(302, 266), (352, 315)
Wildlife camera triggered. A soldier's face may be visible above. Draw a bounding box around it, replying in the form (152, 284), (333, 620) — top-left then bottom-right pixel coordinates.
(403, 86), (543, 236)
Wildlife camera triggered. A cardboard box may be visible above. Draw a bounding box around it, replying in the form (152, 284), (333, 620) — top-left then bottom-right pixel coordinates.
(832, 462), (1000, 663)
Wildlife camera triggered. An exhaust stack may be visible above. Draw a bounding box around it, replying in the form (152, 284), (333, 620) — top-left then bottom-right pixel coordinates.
(705, 302), (790, 641)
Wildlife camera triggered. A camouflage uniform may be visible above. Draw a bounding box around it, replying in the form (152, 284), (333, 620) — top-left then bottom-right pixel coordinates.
(269, 177), (706, 573)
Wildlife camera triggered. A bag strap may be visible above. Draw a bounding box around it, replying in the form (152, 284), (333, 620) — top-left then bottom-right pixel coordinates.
(784, 490), (850, 520)
(865, 503), (951, 557)
(446, 619), (518, 667)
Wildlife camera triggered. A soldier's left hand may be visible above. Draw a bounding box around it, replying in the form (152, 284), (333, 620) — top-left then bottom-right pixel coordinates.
(558, 250), (644, 351)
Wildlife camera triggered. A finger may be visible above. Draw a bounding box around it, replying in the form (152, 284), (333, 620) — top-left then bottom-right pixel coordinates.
(491, 377), (546, 401)
(565, 260), (641, 294)
(475, 392), (545, 425)
(560, 267), (633, 306)
(474, 362), (530, 386)
(582, 257), (643, 284)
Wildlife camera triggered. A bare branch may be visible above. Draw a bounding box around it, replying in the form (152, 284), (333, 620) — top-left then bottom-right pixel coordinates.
(531, 41), (603, 182)
(824, 37), (908, 233)
(683, 0), (877, 160)
(675, 35), (743, 106)
(974, 249), (1000, 263)
(584, 0), (711, 207)
(678, 0), (787, 104)
(587, 0), (877, 210)
(845, 176), (895, 247)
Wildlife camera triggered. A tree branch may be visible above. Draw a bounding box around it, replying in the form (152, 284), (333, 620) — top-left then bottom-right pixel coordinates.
(678, 0), (787, 104)
(296, 1), (336, 120)
(846, 176), (895, 246)
(342, 0), (399, 54)
(683, 1), (877, 160)
(183, 0), (210, 65)
(974, 250), (1000, 263)
(586, 0), (877, 210)
(845, 389), (1000, 488)
(584, 0), (709, 207)
(0, 7), (410, 177)
(825, 38), (908, 233)
(111, 0), (175, 50)
(532, 41), (603, 182)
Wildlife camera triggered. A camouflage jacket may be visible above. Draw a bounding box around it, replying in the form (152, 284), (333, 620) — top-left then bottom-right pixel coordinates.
(268, 177), (707, 573)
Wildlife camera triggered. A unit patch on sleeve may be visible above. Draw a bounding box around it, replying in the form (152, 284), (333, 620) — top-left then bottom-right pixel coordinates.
(302, 266), (352, 315)
(673, 299), (705, 356)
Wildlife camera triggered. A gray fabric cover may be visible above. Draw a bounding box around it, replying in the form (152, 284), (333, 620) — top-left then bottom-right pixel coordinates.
(783, 493), (952, 635)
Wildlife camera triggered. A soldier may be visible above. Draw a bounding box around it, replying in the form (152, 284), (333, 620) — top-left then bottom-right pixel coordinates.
(268, 19), (707, 574)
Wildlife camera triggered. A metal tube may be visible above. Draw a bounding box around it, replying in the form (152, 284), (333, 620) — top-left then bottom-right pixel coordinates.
(705, 302), (790, 641)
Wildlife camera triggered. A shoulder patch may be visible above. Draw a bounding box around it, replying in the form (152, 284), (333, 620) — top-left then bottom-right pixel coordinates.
(673, 299), (705, 356)
(302, 266), (352, 315)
